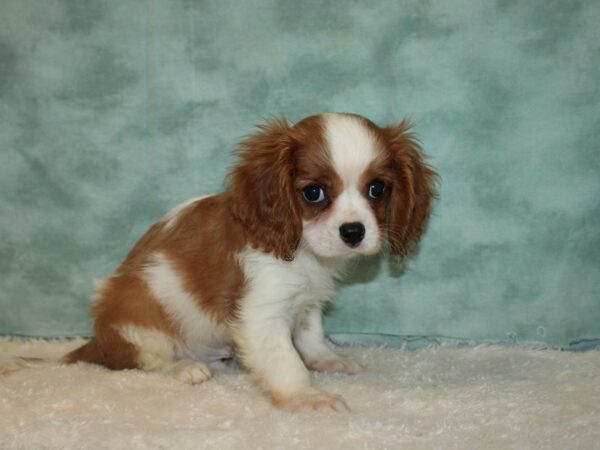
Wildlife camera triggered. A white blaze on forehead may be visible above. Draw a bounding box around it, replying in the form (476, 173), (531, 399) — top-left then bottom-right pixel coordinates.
(323, 114), (379, 188)
(300, 114), (384, 257)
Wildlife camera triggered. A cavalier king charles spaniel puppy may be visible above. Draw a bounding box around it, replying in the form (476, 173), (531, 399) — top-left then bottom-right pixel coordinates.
(63, 113), (438, 412)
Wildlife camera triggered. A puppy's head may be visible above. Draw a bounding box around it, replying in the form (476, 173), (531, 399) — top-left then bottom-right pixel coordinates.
(229, 113), (438, 261)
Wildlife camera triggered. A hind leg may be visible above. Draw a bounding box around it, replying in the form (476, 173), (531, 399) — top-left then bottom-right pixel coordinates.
(159, 359), (213, 384)
(109, 324), (212, 385)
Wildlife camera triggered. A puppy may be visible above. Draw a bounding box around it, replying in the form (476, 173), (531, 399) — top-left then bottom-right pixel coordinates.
(64, 113), (438, 411)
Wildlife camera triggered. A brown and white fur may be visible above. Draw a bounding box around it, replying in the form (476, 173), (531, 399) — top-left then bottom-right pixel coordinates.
(59, 113), (438, 412)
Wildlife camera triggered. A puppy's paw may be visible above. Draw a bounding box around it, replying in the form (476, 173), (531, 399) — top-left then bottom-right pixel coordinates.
(166, 360), (213, 385)
(306, 358), (364, 375)
(273, 389), (350, 412)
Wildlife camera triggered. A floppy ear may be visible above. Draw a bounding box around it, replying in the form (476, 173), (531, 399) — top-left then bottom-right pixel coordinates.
(228, 118), (302, 261)
(384, 120), (439, 256)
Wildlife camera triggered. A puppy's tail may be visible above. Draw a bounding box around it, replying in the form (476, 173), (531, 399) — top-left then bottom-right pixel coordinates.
(62, 338), (104, 365)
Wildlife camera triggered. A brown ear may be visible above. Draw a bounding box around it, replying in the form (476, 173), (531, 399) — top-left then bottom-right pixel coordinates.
(228, 118), (301, 261)
(384, 120), (439, 256)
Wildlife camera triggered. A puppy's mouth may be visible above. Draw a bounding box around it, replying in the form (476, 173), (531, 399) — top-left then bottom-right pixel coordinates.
(346, 240), (382, 257)
(307, 237), (382, 259)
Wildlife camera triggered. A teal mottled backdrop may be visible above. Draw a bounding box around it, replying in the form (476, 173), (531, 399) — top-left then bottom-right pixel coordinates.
(1, 0), (599, 347)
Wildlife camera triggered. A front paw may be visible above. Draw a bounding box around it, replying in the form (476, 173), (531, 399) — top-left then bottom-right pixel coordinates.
(306, 358), (364, 374)
(273, 389), (350, 412)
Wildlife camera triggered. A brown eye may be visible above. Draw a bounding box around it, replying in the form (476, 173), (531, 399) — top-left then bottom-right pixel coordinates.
(302, 184), (326, 203)
(368, 180), (385, 199)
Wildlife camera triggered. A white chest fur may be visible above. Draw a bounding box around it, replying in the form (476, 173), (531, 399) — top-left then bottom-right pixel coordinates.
(238, 247), (345, 327)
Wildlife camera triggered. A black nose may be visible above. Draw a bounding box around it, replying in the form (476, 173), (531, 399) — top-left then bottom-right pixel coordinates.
(339, 222), (365, 248)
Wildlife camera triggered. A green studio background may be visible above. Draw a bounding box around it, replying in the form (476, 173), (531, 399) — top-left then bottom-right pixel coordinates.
(1, 0), (599, 348)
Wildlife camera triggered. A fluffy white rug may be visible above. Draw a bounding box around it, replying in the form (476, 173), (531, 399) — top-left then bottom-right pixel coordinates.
(1, 338), (599, 449)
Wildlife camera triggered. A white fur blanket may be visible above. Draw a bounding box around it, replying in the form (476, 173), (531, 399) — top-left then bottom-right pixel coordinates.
(1, 338), (598, 449)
